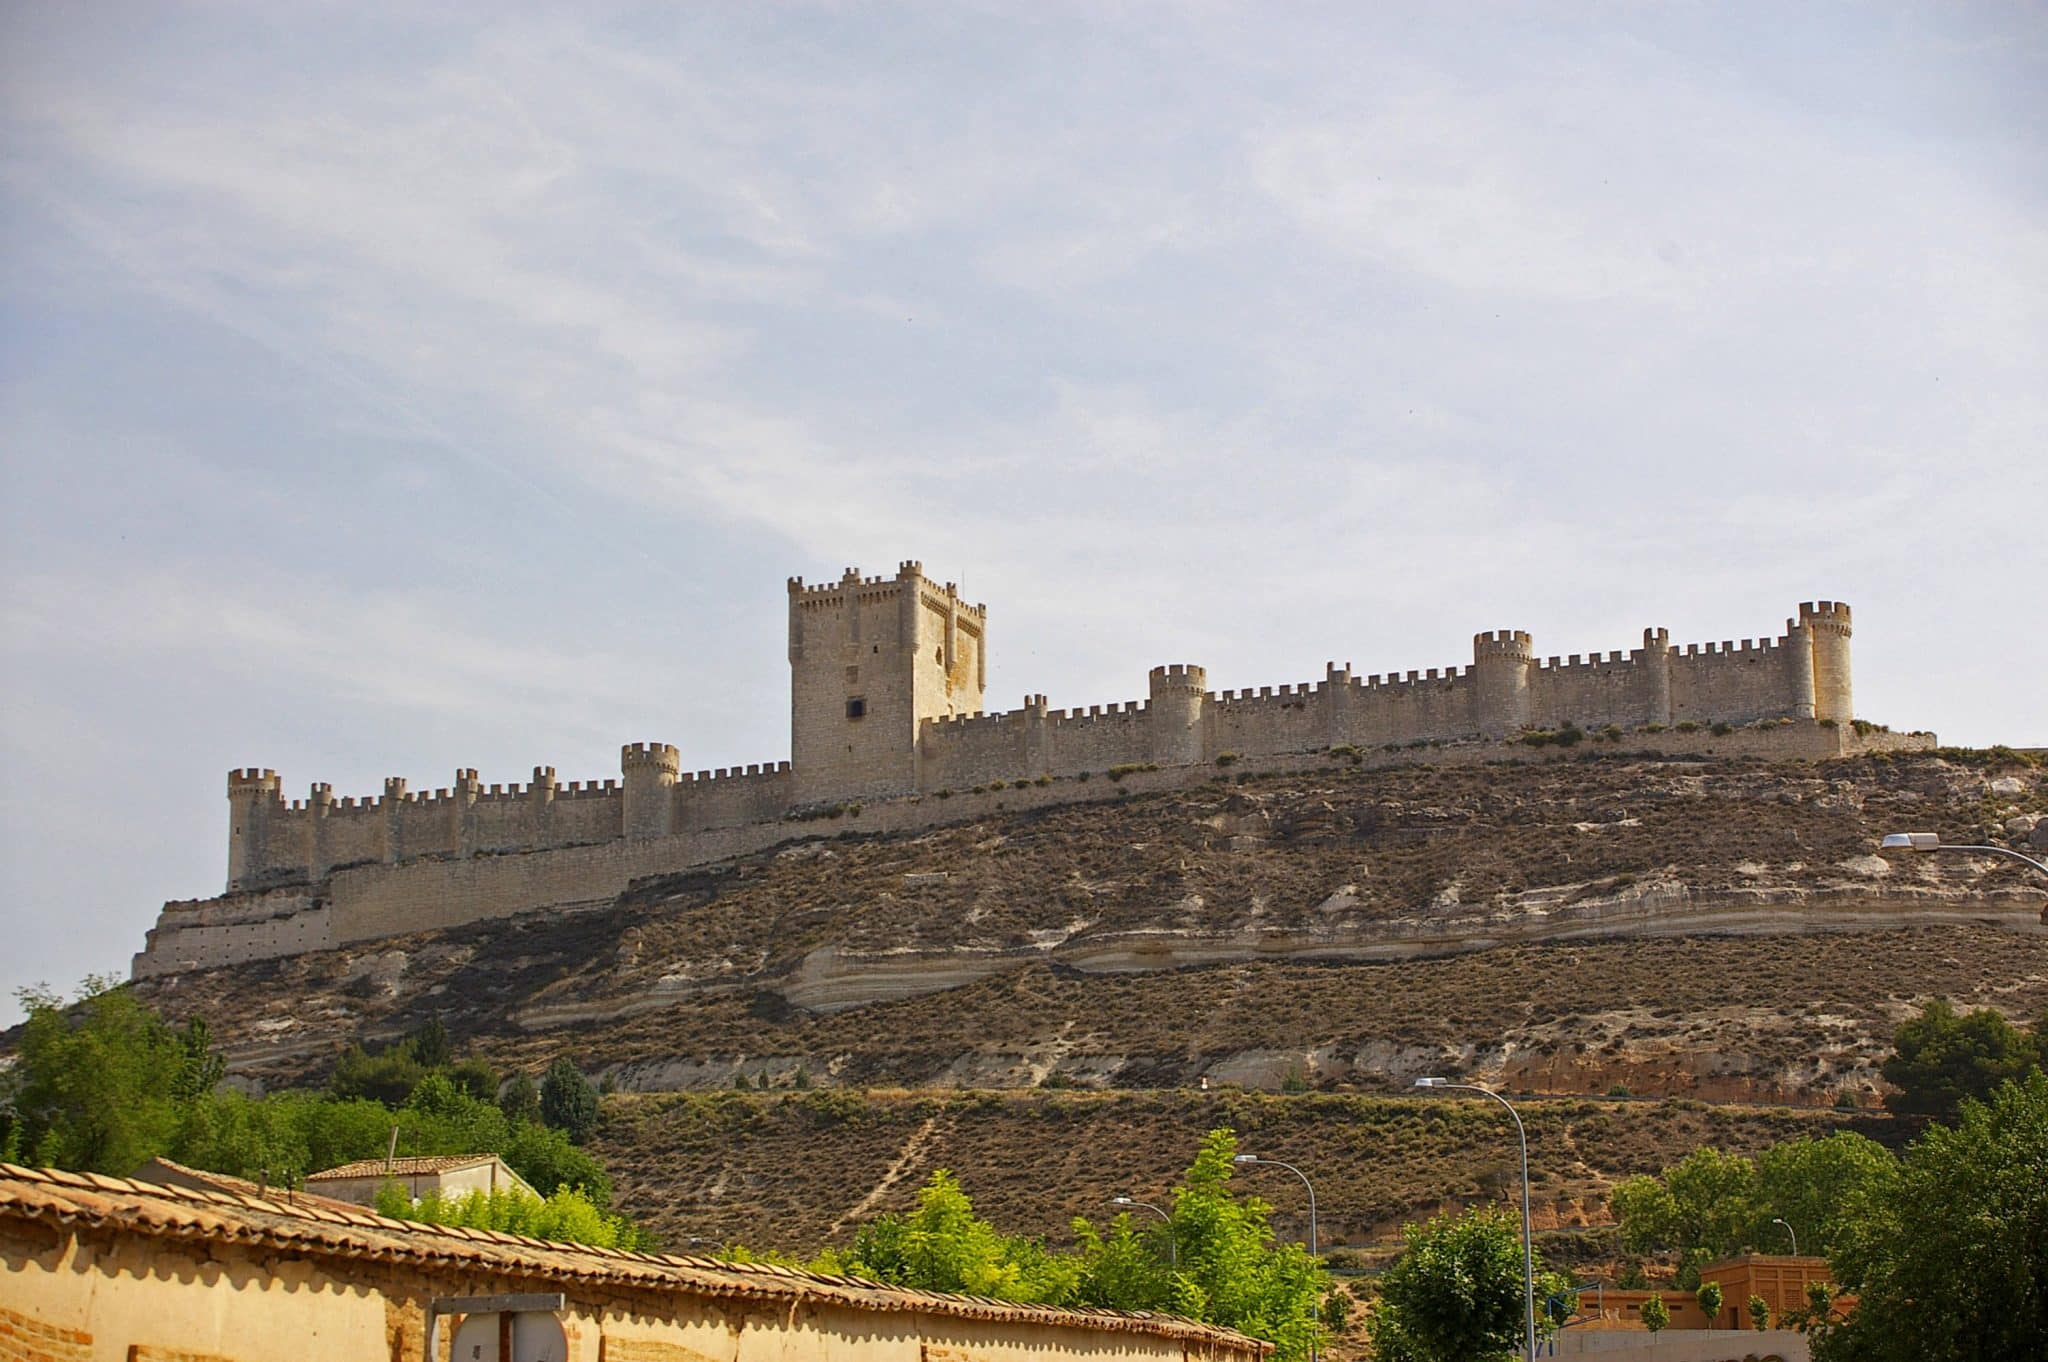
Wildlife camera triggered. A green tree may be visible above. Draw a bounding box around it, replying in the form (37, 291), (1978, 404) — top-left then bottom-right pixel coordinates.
(1641, 1293), (1670, 1333)
(1610, 1145), (1759, 1287)
(502, 1119), (612, 1206)
(1881, 998), (2042, 1122)
(1367, 1205), (1556, 1362)
(499, 1072), (540, 1125)
(1748, 1295), (1771, 1330)
(1070, 1213), (1173, 1310)
(1164, 1129), (1326, 1361)
(1695, 1279), (1724, 1328)
(540, 1058), (601, 1144)
(372, 1179), (649, 1249)
(1612, 1135), (1896, 1289)
(5, 979), (194, 1174)
(838, 1169), (1075, 1303)
(1816, 1072), (2048, 1362)
(407, 1014), (453, 1069)
(1753, 1132), (1897, 1263)
(329, 1040), (427, 1106)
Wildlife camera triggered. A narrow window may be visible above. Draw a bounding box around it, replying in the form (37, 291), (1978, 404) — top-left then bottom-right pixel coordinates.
(846, 697), (866, 719)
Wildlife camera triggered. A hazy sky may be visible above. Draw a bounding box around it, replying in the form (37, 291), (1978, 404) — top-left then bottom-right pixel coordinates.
(3, 2), (2043, 1022)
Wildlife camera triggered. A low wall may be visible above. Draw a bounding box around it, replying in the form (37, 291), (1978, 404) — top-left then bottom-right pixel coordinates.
(0, 1163), (1262, 1361)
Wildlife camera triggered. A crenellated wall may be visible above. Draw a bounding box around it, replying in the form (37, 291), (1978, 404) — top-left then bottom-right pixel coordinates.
(147, 573), (1896, 978)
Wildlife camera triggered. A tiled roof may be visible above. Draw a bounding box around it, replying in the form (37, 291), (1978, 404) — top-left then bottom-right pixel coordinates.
(0, 1163), (1267, 1354)
(133, 1157), (364, 1213)
(307, 1154), (502, 1180)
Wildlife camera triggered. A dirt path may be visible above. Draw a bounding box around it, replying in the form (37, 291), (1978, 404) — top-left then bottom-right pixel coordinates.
(828, 1112), (950, 1237)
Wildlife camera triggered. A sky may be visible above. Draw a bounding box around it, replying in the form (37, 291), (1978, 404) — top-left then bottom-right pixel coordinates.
(2, 2), (2044, 1023)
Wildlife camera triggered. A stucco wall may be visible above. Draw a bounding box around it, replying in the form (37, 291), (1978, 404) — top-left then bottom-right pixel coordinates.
(0, 1187), (1255, 1362)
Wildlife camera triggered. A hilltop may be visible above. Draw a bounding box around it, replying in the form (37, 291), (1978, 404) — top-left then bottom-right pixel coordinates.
(132, 749), (2047, 1103)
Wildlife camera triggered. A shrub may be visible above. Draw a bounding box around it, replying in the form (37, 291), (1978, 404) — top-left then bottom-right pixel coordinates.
(1711, 721), (1734, 737)
(1216, 753), (1239, 767)
(1675, 721), (1701, 733)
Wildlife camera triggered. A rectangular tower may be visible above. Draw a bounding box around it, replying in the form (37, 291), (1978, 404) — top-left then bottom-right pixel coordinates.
(788, 561), (987, 804)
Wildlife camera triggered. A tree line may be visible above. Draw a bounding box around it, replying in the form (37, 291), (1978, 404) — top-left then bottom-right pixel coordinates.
(0, 978), (646, 1246)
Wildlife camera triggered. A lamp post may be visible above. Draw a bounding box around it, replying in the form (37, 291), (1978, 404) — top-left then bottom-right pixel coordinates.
(1110, 1195), (1176, 1268)
(1230, 1154), (1319, 1259)
(1880, 832), (2048, 878)
(1416, 1078), (1536, 1362)
(1232, 1154), (1321, 1361)
(1772, 1217), (1798, 1257)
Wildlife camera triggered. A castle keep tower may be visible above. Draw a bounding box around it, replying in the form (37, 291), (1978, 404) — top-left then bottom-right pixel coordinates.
(788, 562), (987, 803)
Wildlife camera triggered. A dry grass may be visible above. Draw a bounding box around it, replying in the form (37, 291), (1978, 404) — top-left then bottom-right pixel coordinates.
(591, 1088), (1889, 1257)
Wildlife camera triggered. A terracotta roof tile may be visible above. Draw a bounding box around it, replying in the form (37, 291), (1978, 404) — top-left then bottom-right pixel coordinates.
(307, 1154), (501, 1180)
(0, 1163), (1264, 1354)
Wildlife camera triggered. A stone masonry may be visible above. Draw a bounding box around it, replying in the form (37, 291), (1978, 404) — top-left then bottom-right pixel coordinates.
(134, 565), (1901, 978)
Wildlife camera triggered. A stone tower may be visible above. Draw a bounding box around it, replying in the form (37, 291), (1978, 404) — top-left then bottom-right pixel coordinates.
(788, 562), (987, 803)
(1470, 630), (1534, 737)
(1148, 665), (1208, 765)
(621, 742), (680, 840)
(1801, 600), (1853, 724)
(225, 767), (282, 891)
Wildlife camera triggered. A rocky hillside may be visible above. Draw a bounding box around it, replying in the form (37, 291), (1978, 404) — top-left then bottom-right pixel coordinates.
(131, 750), (2047, 1104)
(589, 1088), (1885, 1259)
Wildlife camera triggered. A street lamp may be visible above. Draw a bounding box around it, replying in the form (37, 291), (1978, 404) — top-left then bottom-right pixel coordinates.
(1416, 1077), (1537, 1362)
(1232, 1154), (1322, 1361)
(1230, 1155), (1319, 1258)
(1110, 1195), (1176, 1268)
(1880, 832), (2048, 877)
(1771, 1217), (1798, 1257)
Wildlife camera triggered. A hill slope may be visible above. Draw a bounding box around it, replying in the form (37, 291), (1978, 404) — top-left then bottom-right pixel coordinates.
(131, 750), (2046, 1102)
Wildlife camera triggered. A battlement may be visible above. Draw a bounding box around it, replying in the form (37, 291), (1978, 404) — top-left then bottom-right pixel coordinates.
(788, 563), (988, 618)
(1799, 600), (1853, 633)
(210, 571), (1871, 905)
(622, 742), (681, 771)
(1473, 629), (1534, 657)
(1149, 664), (1208, 690)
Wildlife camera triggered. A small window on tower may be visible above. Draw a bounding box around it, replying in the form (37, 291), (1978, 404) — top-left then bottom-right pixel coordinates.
(846, 697), (866, 720)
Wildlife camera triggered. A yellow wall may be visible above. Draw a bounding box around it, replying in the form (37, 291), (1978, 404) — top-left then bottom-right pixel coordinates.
(1, 1215), (1257, 1362)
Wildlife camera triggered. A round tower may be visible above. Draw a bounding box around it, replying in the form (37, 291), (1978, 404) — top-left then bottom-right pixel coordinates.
(1471, 630), (1534, 738)
(225, 768), (282, 891)
(1801, 601), (1853, 724)
(1639, 627), (1673, 725)
(1148, 665), (1208, 767)
(1780, 614), (1817, 720)
(621, 742), (680, 841)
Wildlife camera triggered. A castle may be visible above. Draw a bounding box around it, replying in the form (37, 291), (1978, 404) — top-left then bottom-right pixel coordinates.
(135, 562), (1905, 979)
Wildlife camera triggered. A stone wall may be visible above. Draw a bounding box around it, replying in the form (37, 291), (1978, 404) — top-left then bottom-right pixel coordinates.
(134, 718), (1935, 979)
(166, 575), (1904, 976)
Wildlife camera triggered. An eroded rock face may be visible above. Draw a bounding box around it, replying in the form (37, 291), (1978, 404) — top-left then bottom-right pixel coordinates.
(124, 753), (2047, 1103)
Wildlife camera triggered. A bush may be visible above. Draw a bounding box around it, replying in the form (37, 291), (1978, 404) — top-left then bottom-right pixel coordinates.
(540, 1059), (601, 1143)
